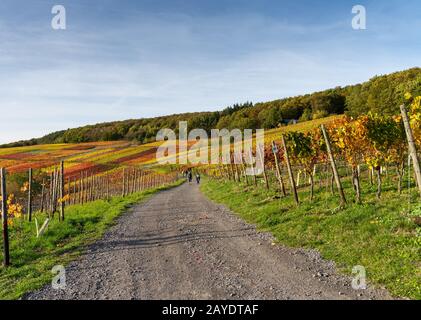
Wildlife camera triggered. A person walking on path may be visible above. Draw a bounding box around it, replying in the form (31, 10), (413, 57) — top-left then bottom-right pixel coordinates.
(196, 173), (201, 184)
(188, 171), (193, 183)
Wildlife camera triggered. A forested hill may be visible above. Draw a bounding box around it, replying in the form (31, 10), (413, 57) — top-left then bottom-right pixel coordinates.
(3, 67), (420, 148)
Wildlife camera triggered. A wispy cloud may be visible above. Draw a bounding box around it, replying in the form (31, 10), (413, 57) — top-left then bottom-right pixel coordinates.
(0, 0), (420, 143)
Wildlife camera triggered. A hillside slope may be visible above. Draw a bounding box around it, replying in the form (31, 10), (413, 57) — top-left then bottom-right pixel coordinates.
(0, 116), (343, 176)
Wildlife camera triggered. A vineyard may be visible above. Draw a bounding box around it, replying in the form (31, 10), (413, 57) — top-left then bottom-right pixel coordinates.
(0, 136), (183, 298)
(2, 0), (420, 303)
(0, 116), (344, 245)
(0, 141), (164, 174)
(0, 95), (420, 299)
(0, 140), (178, 226)
(205, 96), (421, 206)
(200, 97), (421, 299)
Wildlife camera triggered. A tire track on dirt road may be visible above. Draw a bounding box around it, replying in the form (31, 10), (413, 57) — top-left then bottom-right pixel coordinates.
(25, 182), (393, 300)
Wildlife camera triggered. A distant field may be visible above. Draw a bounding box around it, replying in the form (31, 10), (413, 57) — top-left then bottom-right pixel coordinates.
(0, 116), (342, 176)
(264, 115), (342, 142)
(0, 141), (160, 175)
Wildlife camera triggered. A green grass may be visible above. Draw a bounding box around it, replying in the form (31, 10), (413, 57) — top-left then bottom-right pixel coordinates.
(0, 179), (184, 300)
(201, 175), (421, 300)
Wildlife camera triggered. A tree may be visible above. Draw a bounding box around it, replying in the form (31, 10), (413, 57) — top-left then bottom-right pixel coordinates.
(258, 107), (283, 129)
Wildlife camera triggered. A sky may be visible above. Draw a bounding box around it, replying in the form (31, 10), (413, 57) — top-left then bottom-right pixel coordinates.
(0, 0), (420, 144)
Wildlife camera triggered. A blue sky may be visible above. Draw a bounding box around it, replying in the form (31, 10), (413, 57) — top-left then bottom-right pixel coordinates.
(0, 0), (420, 143)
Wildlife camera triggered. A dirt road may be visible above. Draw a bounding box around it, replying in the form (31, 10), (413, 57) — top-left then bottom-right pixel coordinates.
(26, 182), (393, 300)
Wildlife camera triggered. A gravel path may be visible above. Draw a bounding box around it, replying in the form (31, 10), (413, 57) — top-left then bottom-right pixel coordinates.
(25, 182), (393, 300)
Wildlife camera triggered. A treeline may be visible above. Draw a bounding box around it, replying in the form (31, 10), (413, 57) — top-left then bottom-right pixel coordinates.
(2, 68), (419, 148)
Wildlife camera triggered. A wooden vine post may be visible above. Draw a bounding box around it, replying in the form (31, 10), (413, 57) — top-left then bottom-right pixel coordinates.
(106, 175), (110, 200)
(281, 135), (299, 205)
(133, 169), (137, 192)
(257, 144), (269, 190)
(229, 152), (237, 182)
(221, 162), (227, 180)
(54, 168), (59, 214)
(241, 152), (249, 185)
(40, 178), (45, 212)
(66, 178), (71, 205)
(400, 105), (421, 197)
(83, 171), (89, 203)
(321, 125), (347, 206)
(72, 177), (77, 205)
(140, 171), (145, 190)
(122, 169), (126, 196)
(271, 141), (286, 197)
(50, 170), (55, 214)
(89, 173), (94, 201)
(1, 168), (10, 267)
(222, 163), (228, 180)
(52, 168), (58, 214)
(60, 161), (65, 221)
(247, 148), (258, 186)
(28, 168), (33, 222)
(80, 172), (84, 204)
(85, 171), (89, 203)
(83, 171), (87, 204)
(227, 164), (233, 181)
(234, 153), (241, 183)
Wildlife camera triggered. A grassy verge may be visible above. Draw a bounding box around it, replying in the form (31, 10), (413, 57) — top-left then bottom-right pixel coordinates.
(0, 179), (184, 300)
(201, 177), (420, 300)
